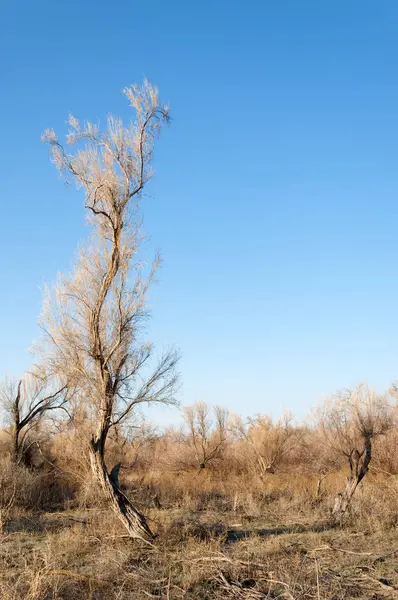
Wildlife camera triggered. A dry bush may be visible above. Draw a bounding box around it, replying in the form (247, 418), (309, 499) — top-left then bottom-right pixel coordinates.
(0, 455), (75, 515)
(317, 385), (394, 519)
(371, 404), (398, 474)
(232, 411), (302, 476)
(181, 402), (229, 473)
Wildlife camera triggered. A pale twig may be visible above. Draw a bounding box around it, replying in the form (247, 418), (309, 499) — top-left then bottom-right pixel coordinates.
(308, 544), (373, 557)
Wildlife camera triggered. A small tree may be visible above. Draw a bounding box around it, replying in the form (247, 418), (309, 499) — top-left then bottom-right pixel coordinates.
(40, 81), (179, 540)
(233, 411), (298, 476)
(183, 402), (228, 473)
(0, 369), (68, 465)
(320, 384), (392, 520)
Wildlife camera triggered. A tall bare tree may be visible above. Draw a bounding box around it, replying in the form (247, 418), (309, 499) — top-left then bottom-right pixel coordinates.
(0, 369), (68, 465)
(40, 81), (179, 540)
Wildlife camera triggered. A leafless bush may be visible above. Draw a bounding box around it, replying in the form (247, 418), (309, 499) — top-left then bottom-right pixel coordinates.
(232, 411), (300, 476)
(182, 402), (229, 473)
(319, 384), (393, 519)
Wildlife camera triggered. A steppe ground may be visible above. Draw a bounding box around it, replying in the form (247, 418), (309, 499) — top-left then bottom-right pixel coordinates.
(0, 470), (397, 599)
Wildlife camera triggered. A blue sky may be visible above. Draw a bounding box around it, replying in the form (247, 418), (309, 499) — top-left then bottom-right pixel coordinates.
(1, 0), (398, 423)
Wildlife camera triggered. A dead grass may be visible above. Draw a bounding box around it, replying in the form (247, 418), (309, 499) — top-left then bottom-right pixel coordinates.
(0, 467), (397, 599)
(0, 423), (397, 598)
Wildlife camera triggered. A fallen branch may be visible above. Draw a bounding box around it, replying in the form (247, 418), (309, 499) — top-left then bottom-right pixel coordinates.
(308, 544), (373, 557)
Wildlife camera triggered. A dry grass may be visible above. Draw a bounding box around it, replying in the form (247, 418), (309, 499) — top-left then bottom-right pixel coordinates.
(0, 410), (397, 598)
(0, 463), (397, 599)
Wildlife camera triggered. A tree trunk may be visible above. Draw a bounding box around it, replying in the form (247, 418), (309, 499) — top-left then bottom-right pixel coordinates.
(331, 477), (358, 518)
(332, 437), (372, 521)
(13, 427), (21, 463)
(89, 437), (153, 541)
(12, 381), (23, 464)
(196, 462), (206, 475)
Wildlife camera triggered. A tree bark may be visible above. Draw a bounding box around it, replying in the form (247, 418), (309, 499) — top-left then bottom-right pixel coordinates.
(12, 381), (23, 463)
(109, 462), (121, 488)
(331, 478), (358, 518)
(89, 437), (153, 541)
(13, 427), (21, 463)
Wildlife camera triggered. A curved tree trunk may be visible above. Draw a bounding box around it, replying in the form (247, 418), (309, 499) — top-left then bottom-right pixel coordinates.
(41, 86), (176, 543)
(89, 437), (153, 541)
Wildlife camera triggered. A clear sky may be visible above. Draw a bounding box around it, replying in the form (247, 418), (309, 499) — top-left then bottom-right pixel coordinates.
(1, 0), (398, 423)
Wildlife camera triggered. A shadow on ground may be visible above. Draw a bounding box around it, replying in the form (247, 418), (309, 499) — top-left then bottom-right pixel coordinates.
(225, 520), (337, 542)
(164, 515), (338, 544)
(3, 512), (87, 535)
